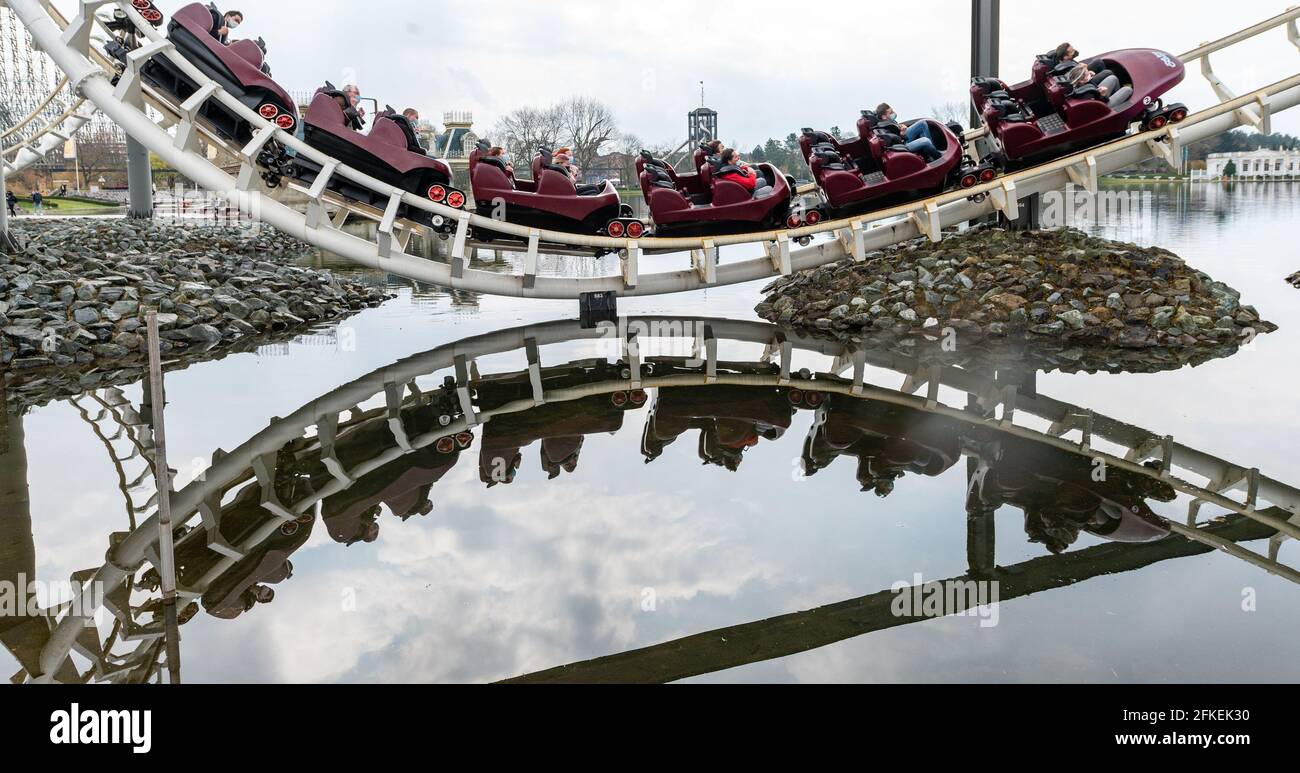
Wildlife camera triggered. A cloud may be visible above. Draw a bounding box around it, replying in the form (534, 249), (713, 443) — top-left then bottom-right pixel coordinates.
(99, 0), (1299, 152)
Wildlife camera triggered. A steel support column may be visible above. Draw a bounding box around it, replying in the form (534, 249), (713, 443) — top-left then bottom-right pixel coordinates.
(970, 0), (1000, 127)
(126, 135), (153, 219)
(1, 160), (15, 253)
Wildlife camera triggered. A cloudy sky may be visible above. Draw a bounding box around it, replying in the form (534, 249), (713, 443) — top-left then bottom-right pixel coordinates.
(76, 0), (1300, 147)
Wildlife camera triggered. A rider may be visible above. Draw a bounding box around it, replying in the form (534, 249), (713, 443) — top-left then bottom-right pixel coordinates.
(213, 8), (243, 45)
(875, 103), (942, 162)
(342, 84), (365, 126)
(488, 146), (515, 177)
(1068, 63), (1131, 107)
(717, 148), (774, 198)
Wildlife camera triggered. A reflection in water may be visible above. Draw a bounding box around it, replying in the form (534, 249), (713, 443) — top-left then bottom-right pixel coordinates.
(3, 314), (1295, 683)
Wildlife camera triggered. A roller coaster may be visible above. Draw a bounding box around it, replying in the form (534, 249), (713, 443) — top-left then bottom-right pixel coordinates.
(3, 1), (1299, 303)
(5, 315), (1298, 683)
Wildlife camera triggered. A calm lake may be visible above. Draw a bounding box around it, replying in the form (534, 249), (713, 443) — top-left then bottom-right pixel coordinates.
(4, 181), (1298, 683)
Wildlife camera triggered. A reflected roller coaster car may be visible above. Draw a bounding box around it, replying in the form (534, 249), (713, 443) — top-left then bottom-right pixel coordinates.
(973, 47), (1189, 169)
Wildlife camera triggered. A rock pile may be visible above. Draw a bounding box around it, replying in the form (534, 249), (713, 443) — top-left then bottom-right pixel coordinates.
(1, 220), (391, 376)
(756, 227), (1273, 368)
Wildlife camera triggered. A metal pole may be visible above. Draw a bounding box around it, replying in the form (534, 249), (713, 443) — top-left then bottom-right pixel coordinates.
(970, 0), (1000, 128)
(145, 312), (181, 683)
(126, 135), (153, 219)
(1, 160), (15, 254)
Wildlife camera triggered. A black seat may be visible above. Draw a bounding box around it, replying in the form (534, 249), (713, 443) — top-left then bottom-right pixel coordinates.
(386, 112), (424, 154)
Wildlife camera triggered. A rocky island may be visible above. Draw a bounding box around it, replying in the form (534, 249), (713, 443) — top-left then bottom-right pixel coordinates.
(756, 227), (1273, 374)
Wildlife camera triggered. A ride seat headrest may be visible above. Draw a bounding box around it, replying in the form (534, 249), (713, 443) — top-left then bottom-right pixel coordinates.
(1070, 83), (1105, 101)
(803, 129), (834, 145)
(813, 148), (843, 164)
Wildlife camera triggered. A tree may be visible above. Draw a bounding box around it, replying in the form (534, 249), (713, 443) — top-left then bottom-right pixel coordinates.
(930, 101), (969, 126)
(489, 105), (566, 176)
(488, 96), (621, 178)
(558, 97), (618, 173)
(71, 126), (129, 189)
(1222, 160), (1237, 178)
(616, 132), (644, 189)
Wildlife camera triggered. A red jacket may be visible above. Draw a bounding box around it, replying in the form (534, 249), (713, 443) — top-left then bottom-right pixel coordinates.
(719, 168), (757, 191)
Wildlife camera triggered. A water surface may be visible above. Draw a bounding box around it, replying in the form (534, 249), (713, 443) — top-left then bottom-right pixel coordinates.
(3, 181), (1298, 683)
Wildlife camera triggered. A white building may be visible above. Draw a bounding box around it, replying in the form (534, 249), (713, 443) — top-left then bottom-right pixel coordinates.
(1203, 148), (1300, 179)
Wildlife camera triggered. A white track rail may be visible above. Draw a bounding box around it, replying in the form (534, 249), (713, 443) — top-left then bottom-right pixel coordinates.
(0, 80), (96, 176)
(8, 0), (1300, 298)
(18, 315), (1299, 682)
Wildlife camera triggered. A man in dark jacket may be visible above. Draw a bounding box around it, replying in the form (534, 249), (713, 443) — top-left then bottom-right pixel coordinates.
(213, 8), (243, 45)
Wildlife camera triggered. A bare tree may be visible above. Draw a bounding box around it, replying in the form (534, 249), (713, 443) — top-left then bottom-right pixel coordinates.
(558, 97), (618, 172)
(72, 127), (130, 189)
(930, 101), (970, 127)
(489, 105), (566, 178)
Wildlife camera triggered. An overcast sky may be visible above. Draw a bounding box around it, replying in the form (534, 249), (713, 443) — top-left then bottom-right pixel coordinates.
(73, 0), (1300, 145)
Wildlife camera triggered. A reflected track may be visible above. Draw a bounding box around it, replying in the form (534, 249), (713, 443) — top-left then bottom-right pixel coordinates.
(9, 316), (1298, 683)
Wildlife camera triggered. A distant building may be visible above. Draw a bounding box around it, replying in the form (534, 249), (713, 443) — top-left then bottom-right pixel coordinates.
(1205, 149), (1300, 179)
(436, 112), (477, 159)
(688, 106), (717, 146)
(585, 152), (634, 187)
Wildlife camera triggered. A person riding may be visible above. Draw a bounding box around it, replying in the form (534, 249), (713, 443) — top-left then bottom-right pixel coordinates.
(213, 8), (243, 45)
(875, 103), (942, 162)
(488, 146), (514, 177)
(342, 84), (365, 125)
(322, 84), (364, 131)
(1068, 63), (1131, 107)
(716, 148), (774, 198)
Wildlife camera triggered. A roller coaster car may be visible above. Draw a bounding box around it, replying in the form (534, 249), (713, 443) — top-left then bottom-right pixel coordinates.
(104, 1), (164, 32)
(114, 3), (299, 150)
(469, 140), (642, 240)
(200, 516), (314, 620)
(638, 151), (794, 237)
(640, 385), (796, 468)
(633, 145), (715, 202)
(973, 48), (1188, 168)
(477, 395), (628, 486)
(798, 112), (993, 217)
(969, 433), (1174, 548)
(293, 87), (466, 231)
(801, 399), (962, 494)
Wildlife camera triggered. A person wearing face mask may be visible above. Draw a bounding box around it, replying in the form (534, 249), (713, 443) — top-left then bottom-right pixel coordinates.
(212, 8), (243, 45)
(875, 103), (942, 162)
